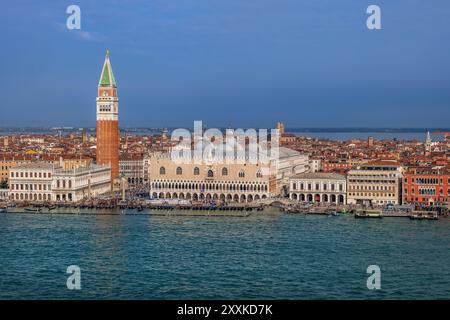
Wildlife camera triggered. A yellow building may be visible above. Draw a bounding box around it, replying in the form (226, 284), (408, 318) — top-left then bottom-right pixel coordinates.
(347, 160), (403, 206)
(0, 156), (32, 183)
(59, 158), (93, 170)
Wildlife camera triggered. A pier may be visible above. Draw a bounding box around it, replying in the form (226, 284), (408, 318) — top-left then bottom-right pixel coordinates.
(4, 198), (267, 216)
(2, 195), (448, 219)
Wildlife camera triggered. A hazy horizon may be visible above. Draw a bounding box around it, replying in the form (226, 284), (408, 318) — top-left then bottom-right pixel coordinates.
(1, 126), (449, 132)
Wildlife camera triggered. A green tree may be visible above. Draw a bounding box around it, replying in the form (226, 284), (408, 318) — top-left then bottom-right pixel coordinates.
(0, 180), (8, 189)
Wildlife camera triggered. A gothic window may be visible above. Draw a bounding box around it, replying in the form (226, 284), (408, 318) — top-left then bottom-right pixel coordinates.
(194, 167), (200, 175)
(239, 170), (245, 178)
(256, 170), (263, 178)
(222, 167), (228, 176)
(160, 167), (166, 175)
(207, 170), (214, 178)
(176, 167), (182, 175)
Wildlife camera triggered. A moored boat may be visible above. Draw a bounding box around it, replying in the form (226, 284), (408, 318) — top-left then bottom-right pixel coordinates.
(409, 212), (438, 220)
(355, 209), (383, 219)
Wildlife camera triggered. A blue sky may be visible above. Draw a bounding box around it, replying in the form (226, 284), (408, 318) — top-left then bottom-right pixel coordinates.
(1, 0), (450, 128)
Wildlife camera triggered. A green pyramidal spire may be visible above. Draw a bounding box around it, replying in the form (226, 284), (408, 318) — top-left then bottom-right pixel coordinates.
(99, 49), (117, 87)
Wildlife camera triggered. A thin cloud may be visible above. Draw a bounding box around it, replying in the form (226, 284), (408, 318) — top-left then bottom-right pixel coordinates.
(54, 22), (107, 42)
(73, 30), (107, 42)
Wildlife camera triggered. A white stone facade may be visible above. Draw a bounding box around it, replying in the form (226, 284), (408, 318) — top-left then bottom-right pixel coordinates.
(289, 173), (346, 204)
(119, 155), (148, 186)
(52, 165), (111, 202)
(8, 163), (111, 202)
(9, 163), (54, 202)
(148, 147), (309, 203)
(0, 188), (9, 201)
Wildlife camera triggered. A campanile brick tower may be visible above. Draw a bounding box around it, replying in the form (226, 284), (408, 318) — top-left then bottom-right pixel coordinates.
(96, 49), (119, 183)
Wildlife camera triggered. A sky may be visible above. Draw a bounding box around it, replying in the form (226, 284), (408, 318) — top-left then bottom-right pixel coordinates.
(0, 0), (450, 128)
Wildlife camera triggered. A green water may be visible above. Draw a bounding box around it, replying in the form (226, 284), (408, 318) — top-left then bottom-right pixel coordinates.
(0, 212), (449, 299)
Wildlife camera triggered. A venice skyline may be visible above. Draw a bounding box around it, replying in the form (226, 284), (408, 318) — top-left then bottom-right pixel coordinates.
(0, 1), (449, 306)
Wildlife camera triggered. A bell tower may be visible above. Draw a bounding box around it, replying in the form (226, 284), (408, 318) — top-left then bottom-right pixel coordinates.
(96, 49), (119, 183)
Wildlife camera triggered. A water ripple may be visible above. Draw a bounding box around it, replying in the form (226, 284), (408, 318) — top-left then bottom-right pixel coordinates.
(0, 213), (449, 299)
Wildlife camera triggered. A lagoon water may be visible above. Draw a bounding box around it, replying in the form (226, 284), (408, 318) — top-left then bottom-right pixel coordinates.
(0, 212), (449, 299)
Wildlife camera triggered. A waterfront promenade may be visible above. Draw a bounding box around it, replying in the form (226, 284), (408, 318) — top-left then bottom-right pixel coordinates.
(3, 197), (448, 219)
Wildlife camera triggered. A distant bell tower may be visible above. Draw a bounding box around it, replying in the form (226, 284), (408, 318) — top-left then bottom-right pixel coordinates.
(276, 121), (285, 135)
(425, 131), (432, 153)
(82, 128), (88, 144)
(96, 49), (119, 183)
